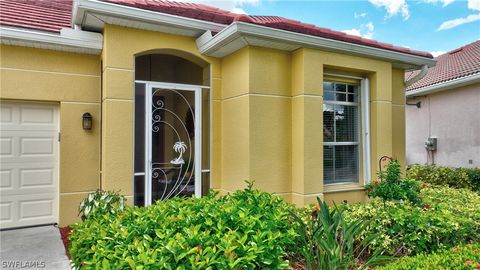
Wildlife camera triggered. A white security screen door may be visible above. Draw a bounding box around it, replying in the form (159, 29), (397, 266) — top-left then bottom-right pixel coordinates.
(134, 82), (202, 206)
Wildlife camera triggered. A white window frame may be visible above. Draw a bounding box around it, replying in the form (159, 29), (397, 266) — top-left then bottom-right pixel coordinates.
(323, 73), (371, 185)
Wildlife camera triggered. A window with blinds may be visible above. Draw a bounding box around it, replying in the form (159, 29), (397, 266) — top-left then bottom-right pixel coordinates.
(323, 81), (360, 184)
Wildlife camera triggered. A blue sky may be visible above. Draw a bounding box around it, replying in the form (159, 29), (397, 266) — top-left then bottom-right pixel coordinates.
(188, 0), (480, 56)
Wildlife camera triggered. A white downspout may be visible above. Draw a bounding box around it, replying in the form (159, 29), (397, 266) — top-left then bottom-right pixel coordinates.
(405, 65), (429, 88)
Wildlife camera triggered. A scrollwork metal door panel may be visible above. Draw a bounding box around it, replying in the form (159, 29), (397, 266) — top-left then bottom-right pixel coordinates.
(143, 84), (202, 206)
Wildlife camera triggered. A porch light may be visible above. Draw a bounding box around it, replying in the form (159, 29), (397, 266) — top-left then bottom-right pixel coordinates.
(82, 112), (93, 130)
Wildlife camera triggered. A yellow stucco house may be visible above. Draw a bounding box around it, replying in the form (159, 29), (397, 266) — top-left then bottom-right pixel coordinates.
(0, 0), (435, 229)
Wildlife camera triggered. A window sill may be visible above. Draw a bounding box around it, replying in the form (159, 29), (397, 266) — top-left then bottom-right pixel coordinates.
(323, 183), (365, 194)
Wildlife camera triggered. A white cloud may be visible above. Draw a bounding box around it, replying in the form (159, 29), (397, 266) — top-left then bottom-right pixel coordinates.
(422, 0), (455, 7)
(342, 22), (375, 39)
(342, 28), (363, 37)
(354, 12), (368, 19)
(176, 0), (259, 14)
(437, 13), (480, 30)
(469, 0), (480, 11)
(231, 7), (247, 14)
(365, 21), (375, 31)
(368, 0), (410, 20)
(431, 50), (446, 57)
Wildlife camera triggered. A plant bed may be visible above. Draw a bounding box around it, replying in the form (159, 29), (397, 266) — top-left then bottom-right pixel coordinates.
(59, 226), (72, 259)
(69, 182), (301, 269)
(376, 243), (480, 270)
(345, 185), (480, 256)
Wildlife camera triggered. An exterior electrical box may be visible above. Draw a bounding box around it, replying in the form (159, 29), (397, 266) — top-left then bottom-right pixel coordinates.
(425, 137), (437, 151)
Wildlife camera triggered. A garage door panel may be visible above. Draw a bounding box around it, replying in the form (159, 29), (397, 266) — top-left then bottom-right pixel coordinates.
(0, 169), (13, 189)
(0, 137), (13, 156)
(20, 106), (55, 124)
(20, 137), (55, 156)
(0, 202), (13, 222)
(1, 163), (57, 196)
(0, 101), (58, 229)
(0, 104), (14, 124)
(20, 168), (55, 188)
(0, 194), (57, 228)
(1, 131), (57, 163)
(1, 103), (57, 131)
(19, 198), (55, 220)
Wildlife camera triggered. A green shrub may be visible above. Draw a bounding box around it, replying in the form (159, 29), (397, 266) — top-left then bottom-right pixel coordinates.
(407, 164), (480, 191)
(291, 198), (390, 270)
(466, 168), (480, 192)
(344, 186), (480, 256)
(69, 182), (300, 269)
(366, 160), (421, 205)
(376, 244), (480, 270)
(78, 189), (126, 221)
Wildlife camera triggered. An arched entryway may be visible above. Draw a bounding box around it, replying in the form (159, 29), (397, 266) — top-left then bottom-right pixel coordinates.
(133, 50), (210, 206)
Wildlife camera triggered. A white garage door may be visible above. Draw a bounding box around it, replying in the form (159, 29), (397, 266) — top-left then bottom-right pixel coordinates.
(0, 102), (59, 229)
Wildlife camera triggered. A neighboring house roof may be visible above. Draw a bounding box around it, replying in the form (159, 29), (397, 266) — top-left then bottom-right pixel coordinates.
(0, 0), (72, 33)
(406, 40), (480, 92)
(0, 0), (432, 59)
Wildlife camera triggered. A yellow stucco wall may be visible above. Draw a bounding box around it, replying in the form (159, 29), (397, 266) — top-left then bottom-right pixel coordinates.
(392, 68), (407, 171)
(219, 46), (404, 205)
(1, 24), (409, 225)
(101, 25), (222, 202)
(0, 45), (101, 226)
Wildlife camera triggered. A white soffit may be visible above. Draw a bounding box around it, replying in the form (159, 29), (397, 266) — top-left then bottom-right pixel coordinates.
(197, 22), (437, 69)
(0, 26), (103, 55)
(75, 0), (226, 37)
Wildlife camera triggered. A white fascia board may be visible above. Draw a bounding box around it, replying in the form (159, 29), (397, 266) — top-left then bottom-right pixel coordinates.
(406, 73), (480, 97)
(75, 0), (226, 33)
(198, 22), (436, 68)
(0, 26), (103, 54)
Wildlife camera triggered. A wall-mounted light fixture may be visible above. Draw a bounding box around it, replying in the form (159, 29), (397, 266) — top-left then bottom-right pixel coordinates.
(82, 112), (93, 130)
(406, 101), (422, 108)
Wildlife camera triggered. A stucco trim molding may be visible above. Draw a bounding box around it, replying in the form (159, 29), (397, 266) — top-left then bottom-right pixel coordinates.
(196, 22), (436, 69)
(0, 26), (103, 54)
(406, 73), (480, 97)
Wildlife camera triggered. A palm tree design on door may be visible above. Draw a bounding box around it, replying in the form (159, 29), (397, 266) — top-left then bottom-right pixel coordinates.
(171, 141), (187, 165)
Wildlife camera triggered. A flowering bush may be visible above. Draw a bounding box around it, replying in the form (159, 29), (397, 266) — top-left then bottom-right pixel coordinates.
(365, 159), (421, 205)
(345, 185), (480, 255)
(376, 244), (480, 270)
(69, 182), (300, 269)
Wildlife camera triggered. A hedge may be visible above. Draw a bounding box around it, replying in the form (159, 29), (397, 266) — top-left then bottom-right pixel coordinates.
(69, 183), (300, 269)
(407, 164), (480, 192)
(376, 244), (480, 270)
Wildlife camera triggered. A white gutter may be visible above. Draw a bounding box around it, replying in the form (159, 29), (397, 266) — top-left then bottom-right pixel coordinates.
(0, 26), (103, 54)
(406, 73), (480, 97)
(74, 0), (226, 33)
(405, 64), (429, 88)
(197, 22), (436, 68)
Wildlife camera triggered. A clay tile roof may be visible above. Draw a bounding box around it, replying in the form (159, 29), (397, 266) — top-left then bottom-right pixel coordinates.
(0, 0), (433, 59)
(0, 0), (72, 33)
(406, 40), (480, 91)
(102, 0), (433, 58)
